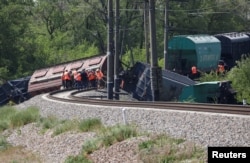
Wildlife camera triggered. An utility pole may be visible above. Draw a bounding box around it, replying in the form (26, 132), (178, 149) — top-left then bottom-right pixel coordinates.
(114, 0), (120, 100)
(107, 0), (114, 99)
(149, 0), (161, 101)
(144, 0), (150, 64)
(164, 0), (169, 70)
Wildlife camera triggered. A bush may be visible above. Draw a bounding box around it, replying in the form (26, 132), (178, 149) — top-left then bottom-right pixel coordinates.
(39, 116), (59, 130)
(79, 118), (102, 132)
(53, 120), (79, 136)
(226, 55), (250, 103)
(100, 124), (138, 147)
(82, 138), (101, 155)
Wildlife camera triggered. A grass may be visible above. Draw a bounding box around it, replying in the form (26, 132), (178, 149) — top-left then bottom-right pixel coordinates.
(0, 106), (39, 131)
(65, 155), (92, 163)
(138, 134), (206, 163)
(0, 146), (42, 163)
(78, 118), (102, 132)
(0, 106), (206, 163)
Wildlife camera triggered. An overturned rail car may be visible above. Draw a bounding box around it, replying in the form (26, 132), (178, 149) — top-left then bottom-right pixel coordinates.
(121, 62), (196, 101)
(179, 81), (237, 104)
(121, 62), (237, 104)
(0, 76), (30, 106)
(28, 55), (107, 96)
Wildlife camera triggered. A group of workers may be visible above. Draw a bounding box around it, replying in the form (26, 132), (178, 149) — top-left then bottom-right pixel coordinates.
(190, 63), (225, 79)
(61, 68), (104, 90)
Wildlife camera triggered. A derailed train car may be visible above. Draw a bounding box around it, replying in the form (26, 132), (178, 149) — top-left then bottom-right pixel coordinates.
(0, 55), (107, 106)
(28, 55), (107, 96)
(0, 76), (30, 106)
(121, 62), (237, 104)
(121, 62), (196, 101)
(179, 81), (237, 104)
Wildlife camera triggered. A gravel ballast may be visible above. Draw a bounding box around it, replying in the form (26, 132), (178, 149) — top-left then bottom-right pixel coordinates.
(10, 93), (250, 162)
(15, 93), (249, 147)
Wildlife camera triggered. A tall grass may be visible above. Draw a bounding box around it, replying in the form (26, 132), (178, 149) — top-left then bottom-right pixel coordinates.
(0, 136), (10, 151)
(65, 154), (93, 163)
(138, 134), (205, 163)
(78, 118), (102, 132)
(81, 124), (138, 156)
(10, 107), (40, 127)
(0, 106), (40, 131)
(53, 119), (79, 136)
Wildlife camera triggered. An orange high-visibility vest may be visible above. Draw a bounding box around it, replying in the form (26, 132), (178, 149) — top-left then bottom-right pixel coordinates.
(76, 73), (82, 81)
(218, 65), (225, 73)
(191, 66), (197, 74)
(95, 71), (103, 80)
(64, 71), (71, 80)
(88, 72), (96, 81)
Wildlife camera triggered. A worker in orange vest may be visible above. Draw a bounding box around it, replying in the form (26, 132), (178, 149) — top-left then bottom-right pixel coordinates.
(75, 71), (82, 90)
(95, 68), (104, 89)
(191, 66), (197, 74)
(63, 70), (71, 88)
(217, 64), (225, 74)
(191, 65), (198, 79)
(88, 70), (96, 88)
(61, 71), (66, 89)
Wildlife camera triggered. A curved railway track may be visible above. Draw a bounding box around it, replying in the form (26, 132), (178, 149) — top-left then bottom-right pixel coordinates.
(47, 89), (250, 116)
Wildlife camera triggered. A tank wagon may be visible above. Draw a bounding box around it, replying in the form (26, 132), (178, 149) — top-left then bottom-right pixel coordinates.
(28, 55), (107, 96)
(166, 35), (221, 75)
(214, 32), (250, 69)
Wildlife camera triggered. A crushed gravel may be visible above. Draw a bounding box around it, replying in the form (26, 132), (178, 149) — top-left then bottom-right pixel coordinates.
(9, 93), (250, 162)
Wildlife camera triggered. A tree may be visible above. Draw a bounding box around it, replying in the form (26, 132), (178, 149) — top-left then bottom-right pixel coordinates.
(226, 55), (250, 103)
(0, 1), (35, 79)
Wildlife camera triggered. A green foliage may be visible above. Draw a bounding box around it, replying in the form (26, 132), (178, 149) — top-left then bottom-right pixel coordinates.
(226, 56), (250, 103)
(53, 119), (79, 136)
(0, 107), (17, 132)
(138, 134), (204, 163)
(65, 154), (92, 163)
(39, 116), (60, 131)
(0, 136), (10, 151)
(199, 71), (226, 82)
(82, 138), (101, 155)
(100, 124), (138, 147)
(0, 107), (17, 120)
(108, 124), (138, 142)
(1, 0), (250, 82)
(0, 106), (40, 131)
(0, 67), (9, 83)
(81, 124), (138, 155)
(139, 140), (155, 150)
(121, 47), (147, 68)
(10, 107), (40, 127)
(78, 118), (103, 132)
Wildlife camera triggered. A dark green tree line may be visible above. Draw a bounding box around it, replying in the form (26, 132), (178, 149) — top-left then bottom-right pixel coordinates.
(0, 0), (249, 83)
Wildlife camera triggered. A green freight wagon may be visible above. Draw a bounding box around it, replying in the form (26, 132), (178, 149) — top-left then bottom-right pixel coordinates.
(167, 35), (221, 75)
(178, 81), (237, 104)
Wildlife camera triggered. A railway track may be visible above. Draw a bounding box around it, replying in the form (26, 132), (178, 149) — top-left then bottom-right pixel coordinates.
(47, 89), (250, 116)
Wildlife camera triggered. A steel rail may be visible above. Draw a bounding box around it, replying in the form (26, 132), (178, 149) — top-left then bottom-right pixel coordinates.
(47, 89), (250, 116)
